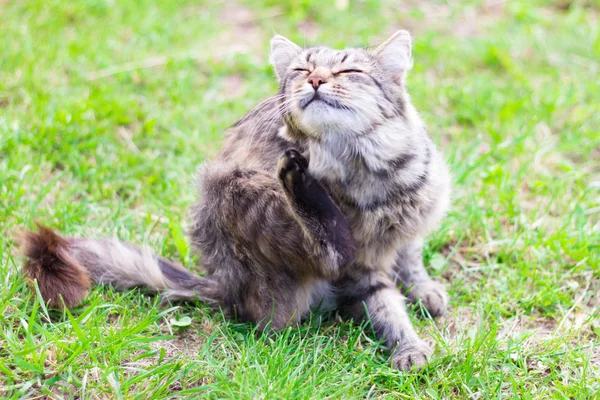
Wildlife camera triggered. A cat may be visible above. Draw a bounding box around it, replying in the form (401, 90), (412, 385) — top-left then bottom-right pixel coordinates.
(18, 30), (451, 371)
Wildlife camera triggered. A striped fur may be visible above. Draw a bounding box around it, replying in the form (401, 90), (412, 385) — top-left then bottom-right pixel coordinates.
(190, 30), (451, 369)
(19, 31), (450, 371)
(18, 224), (221, 308)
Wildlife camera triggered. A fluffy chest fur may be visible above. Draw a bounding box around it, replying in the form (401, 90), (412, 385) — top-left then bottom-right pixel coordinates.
(222, 31), (452, 274)
(300, 114), (449, 272)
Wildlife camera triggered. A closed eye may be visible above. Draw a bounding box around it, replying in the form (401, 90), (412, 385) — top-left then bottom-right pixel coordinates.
(337, 69), (364, 74)
(293, 68), (310, 73)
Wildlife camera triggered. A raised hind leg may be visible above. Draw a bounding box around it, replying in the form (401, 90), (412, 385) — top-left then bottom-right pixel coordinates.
(187, 151), (355, 328)
(277, 149), (355, 279)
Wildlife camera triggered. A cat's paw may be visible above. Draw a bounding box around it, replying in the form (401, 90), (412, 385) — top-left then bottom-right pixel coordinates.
(406, 280), (448, 318)
(277, 149), (309, 194)
(391, 341), (432, 372)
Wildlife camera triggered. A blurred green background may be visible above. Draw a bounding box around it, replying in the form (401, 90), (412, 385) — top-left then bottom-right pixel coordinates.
(1, 0), (599, 398)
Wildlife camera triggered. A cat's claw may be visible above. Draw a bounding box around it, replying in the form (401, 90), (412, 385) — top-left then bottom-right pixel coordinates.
(278, 149), (309, 193)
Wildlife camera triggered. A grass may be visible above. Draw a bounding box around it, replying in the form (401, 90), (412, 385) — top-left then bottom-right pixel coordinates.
(1, 0), (599, 398)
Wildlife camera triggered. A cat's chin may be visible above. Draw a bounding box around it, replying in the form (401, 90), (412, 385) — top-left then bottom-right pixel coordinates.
(295, 106), (365, 136)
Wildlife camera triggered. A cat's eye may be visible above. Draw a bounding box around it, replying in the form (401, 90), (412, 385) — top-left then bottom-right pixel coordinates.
(293, 68), (310, 73)
(337, 69), (364, 75)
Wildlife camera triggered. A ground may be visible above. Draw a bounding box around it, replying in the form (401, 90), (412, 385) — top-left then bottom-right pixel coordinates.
(1, 0), (599, 398)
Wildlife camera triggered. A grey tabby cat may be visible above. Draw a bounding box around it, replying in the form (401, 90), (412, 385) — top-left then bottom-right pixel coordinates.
(19, 31), (451, 371)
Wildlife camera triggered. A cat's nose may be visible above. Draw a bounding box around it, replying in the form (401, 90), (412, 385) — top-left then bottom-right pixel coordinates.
(308, 75), (326, 90)
(308, 68), (330, 91)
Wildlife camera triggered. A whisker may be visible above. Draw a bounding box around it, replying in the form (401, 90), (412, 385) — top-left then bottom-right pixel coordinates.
(245, 95), (302, 148)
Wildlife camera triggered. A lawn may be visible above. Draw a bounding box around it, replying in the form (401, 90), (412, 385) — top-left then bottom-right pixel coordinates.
(1, 0), (599, 398)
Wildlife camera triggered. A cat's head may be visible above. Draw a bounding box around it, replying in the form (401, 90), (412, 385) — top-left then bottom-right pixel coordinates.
(270, 31), (413, 139)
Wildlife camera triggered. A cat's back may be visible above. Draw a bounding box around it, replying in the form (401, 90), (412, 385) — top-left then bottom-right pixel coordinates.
(215, 97), (295, 172)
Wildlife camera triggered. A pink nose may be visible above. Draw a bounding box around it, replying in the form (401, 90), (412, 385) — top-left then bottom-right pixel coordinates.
(308, 75), (326, 90)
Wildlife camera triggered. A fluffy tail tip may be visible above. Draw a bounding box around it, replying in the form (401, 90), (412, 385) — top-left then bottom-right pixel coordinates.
(16, 223), (90, 309)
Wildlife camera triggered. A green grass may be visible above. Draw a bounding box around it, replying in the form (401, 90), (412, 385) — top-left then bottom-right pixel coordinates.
(1, 0), (599, 398)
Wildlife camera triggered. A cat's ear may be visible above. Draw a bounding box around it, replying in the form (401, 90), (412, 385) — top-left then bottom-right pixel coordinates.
(270, 34), (302, 83)
(374, 30), (413, 82)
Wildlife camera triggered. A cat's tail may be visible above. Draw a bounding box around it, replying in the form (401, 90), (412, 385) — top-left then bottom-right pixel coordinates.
(16, 223), (221, 308)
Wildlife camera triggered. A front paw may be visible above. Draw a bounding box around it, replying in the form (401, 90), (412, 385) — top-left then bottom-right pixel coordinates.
(406, 280), (448, 318)
(277, 149), (309, 194)
(391, 340), (432, 371)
